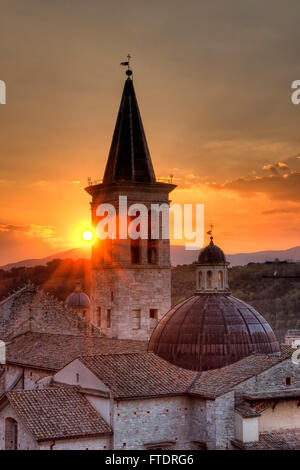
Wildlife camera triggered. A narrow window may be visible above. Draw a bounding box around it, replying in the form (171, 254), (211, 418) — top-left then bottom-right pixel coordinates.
(218, 271), (223, 289)
(285, 376), (292, 386)
(198, 271), (203, 289)
(149, 309), (158, 331)
(147, 210), (158, 264)
(5, 418), (18, 450)
(147, 240), (158, 264)
(96, 307), (101, 327)
(111, 291), (114, 302)
(107, 309), (111, 328)
(207, 270), (213, 289)
(76, 373), (80, 384)
(132, 309), (141, 329)
(131, 238), (141, 264)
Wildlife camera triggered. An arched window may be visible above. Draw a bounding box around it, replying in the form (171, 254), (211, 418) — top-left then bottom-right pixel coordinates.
(147, 241), (158, 264)
(5, 418), (18, 450)
(106, 309), (111, 329)
(149, 309), (158, 331)
(96, 307), (101, 327)
(218, 271), (223, 289)
(207, 270), (213, 289)
(147, 210), (158, 264)
(131, 238), (141, 264)
(198, 271), (203, 289)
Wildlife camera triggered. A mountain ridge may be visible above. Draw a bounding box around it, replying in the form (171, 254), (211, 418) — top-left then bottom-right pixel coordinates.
(1, 244), (300, 270)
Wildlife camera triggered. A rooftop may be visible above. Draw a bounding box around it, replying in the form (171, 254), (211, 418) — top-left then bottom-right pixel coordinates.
(76, 346), (293, 400)
(6, 331), (147, 371)
(232, 429), (300, 450)
(4, 388), (112, 442)
(102, 76), (156, 184)
(79, 352), (196, 399)
(149, 294), (280, 372)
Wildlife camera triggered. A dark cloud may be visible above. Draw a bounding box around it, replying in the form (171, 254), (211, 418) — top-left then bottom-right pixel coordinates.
(2, 0), (300, 183)
(220, 172), (300, 202)
(262, 207), (300, 215)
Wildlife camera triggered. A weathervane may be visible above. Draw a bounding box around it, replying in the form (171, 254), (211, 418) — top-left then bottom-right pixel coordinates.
(207, 224), (214, 242)
(120, 54), (133, 78)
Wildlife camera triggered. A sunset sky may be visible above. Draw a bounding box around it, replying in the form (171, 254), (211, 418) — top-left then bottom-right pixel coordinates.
(1, 0), (300, 265)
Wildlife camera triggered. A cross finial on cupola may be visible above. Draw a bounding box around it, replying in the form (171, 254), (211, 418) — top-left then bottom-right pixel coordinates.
(207, 224), (214, 244)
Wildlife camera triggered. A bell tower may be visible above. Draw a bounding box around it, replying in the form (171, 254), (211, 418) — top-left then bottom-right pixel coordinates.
(85, 61), (176, 340)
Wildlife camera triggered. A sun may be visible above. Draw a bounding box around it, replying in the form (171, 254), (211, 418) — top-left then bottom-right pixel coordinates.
(81, 229), (94, 242)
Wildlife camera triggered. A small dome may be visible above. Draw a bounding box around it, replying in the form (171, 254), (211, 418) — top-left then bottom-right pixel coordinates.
(148, 294), (280, 371)
(66, 292), (90, 309)
(198, 237), (226, 264)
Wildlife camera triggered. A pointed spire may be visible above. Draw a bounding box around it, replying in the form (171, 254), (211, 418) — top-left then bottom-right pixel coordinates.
(103, 67), (156, 184)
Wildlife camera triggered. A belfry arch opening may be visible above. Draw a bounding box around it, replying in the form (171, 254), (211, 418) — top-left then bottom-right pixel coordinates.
(147, 209), (158, 265)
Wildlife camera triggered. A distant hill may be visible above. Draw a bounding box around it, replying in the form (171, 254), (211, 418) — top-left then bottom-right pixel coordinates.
(1, 244), (300, 270)
(226, 245), (300, 266)
(1, 246), (91, 271)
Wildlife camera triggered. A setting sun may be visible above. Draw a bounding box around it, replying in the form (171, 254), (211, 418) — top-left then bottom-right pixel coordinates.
(81, 229), (94, 242)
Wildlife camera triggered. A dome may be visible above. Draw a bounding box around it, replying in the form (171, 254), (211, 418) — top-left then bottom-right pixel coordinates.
(198, 238), (226, 264)
(148, 294), (280, 371)
(66, 292), (91, 309)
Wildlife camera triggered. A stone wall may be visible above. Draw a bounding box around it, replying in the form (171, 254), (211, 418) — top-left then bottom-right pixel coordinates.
(0, 404), (39, 450)
(39, 436), (111, 450)
(112, 396), (193, 450)
(235, 358), (300, 394)
(204, 392), (235, 450)
(3, 364), (52, 392)
(91, 267), (171, 340)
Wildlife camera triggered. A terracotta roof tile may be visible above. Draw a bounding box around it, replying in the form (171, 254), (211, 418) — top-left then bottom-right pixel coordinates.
(235, 396), (260, 418)
(6, 388), (111, 441)
(6, 332), (147, 371)
(79, 352), (197, 398)
(189, 347), (291, 398)
(232, 429), (300, 450)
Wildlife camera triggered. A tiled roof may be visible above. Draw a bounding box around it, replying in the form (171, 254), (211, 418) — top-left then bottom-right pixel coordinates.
(188, 347), (292, 399)
(76, 344), (294, 400)
(244, 389), (300, 401)
(6, 388), (112, 441)
(232, 429), (300, 450)
(80, 352), (197, 399)
(6, 331), (147, 371)
(235, 396), (260, 418)
(280, 343), (295, 358)
(286, 330), (300, 337)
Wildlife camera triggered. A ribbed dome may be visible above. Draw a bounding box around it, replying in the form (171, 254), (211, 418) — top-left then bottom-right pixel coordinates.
(148, 294), (280, 371)
(66, 292), (91, 309)
(198, 238), (226, 264)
